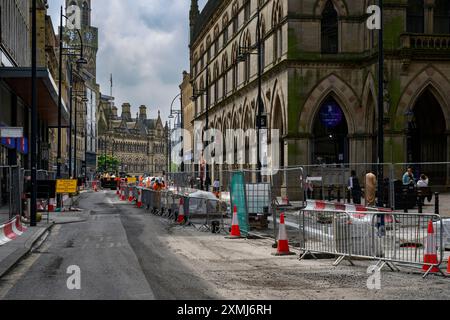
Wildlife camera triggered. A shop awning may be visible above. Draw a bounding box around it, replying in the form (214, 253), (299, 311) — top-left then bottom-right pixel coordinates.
(0, 67), (69, 126)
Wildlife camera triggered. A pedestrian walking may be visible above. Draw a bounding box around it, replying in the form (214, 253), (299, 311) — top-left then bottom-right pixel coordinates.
(303, 175), (314, 200)
(348, 170), (362, 205)
(365, 171), (377, 207)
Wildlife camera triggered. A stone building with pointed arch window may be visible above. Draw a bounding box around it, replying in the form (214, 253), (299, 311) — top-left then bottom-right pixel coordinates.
(97, 102), (168, 177)
(188, 0), (450, 188)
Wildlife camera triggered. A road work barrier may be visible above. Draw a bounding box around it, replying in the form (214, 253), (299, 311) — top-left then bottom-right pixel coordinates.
(140, 188), (229, 233)
(304, 200), (392, 213)
(0, 216), (27, 246)
(298, 208), (447, 278)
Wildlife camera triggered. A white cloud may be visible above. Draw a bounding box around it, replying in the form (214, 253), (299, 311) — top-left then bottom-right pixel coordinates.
(48, 0), (208, 122)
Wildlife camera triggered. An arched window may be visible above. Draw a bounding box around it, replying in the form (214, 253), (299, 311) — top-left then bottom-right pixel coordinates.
(82, 1), (89, 27)
(222, 53), (228, 98)
(206, 36), (212, 62)
(232, 2), (239, 34)
(232, 43), (238, 90)
(207, 69), (211, 108)
(259, 15), (266, 70)
(434, 0), (450, 34)
(272, 1), (283, 61)
(321, 0), (338, 54)
(407, 0), (424, 33)
(213, 62), (220, 104)
(199, 76), (205, 112)
(214, 25), (220, 55)
(313, 96), (349, 164)
(244, 0), (251, 22)
(244, 32), (251, 83)
(223, 13), (229, 44)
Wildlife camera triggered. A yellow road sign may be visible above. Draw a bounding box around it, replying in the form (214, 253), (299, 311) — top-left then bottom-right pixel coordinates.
(127, 177), (137, 184)
(56, 179), (78, 194)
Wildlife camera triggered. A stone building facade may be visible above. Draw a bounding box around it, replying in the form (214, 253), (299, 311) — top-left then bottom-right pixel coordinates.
(188, 0), (450, 187)
(98, 103), (168, 177)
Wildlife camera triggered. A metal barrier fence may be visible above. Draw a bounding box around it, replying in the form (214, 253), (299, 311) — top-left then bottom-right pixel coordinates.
(175, 162), (450, 215)
(140, 187), (229, 233)
(298, 209), (446, 278)
(0, 166), (22, 221)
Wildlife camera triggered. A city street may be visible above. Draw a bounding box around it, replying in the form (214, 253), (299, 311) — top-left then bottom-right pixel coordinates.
(0, 190), (448, 300)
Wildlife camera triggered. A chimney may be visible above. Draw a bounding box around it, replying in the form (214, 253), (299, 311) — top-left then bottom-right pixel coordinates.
(139, 105), (147, 120)
(121, 103), (132, 121)
(111, 105), (118, 119)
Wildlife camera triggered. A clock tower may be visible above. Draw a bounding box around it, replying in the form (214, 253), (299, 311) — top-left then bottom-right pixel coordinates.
(65, 0), (98, 79)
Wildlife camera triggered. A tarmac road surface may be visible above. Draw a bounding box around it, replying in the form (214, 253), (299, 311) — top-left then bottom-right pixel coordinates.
(0, 191), (217, 300)
(0, 190), (448, 300)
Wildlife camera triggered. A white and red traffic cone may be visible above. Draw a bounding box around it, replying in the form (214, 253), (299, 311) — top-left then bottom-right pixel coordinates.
(177, 197), (185, 224)
(128, 189), (134, 202)
(48, 199), (55, 212)
(226, 206), (243, 239)
(136, 190), (142, 208)
(423, 220), (440, 274)
(274, 213), (295, 256)
(116, 185), (120, 196)
(120, 188), (126, 201)
(93, 181), (98, 192)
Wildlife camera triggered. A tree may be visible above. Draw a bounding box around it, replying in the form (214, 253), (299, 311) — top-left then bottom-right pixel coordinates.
(97, 155), (120, 173)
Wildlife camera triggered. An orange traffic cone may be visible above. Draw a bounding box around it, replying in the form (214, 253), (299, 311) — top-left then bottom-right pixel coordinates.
(136, 190), (142, 208)
(274, 213), (295, 256)
(423, 220), (440, 274)
(177, 197), (185, 224)
(226, 206), (243, 239)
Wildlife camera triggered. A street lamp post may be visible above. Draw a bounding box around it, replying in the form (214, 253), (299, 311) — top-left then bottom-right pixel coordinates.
(57, 6), (87, 198)
(57, 6), (63, 180)
(192, 70), (211, 191)
(73, 91), (89, 179)
(169, 93), (182, 174)
(238, 4), (264, 182)
(31, 0), (37, 227)
(68, 63), (73, 177)
(377, 0), (384, 208)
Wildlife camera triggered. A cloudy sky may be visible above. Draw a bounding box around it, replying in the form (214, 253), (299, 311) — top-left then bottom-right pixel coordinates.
(48, 0), (207, 122)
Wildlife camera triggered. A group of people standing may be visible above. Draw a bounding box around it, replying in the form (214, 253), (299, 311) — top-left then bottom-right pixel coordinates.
(348, 170), (377, 207)
(347, 167), (429, 207)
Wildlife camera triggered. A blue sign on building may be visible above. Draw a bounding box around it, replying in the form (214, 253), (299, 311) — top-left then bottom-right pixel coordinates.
(320, 100), (343, 128)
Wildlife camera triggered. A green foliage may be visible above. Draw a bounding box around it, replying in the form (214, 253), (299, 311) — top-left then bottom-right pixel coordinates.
(97, 155), (120, 172)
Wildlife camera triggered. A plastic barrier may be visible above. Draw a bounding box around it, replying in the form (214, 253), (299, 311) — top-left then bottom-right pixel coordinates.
(298, 209), (446, 278)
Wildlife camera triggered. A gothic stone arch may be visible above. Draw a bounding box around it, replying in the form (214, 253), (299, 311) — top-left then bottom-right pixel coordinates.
(395, 66), (450, 131)
(314, 0), (349, 17)
(300, 74), (359, 135)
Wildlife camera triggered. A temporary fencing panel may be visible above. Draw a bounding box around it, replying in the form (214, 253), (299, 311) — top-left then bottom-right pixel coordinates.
(298, 208), (446, 277)
(230, 172), (249, 236)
